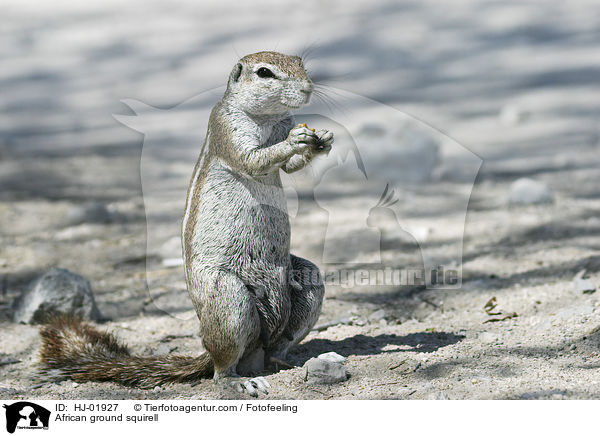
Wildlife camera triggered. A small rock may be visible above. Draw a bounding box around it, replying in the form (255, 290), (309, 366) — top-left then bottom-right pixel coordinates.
(573, 270), (596, 294)
(153, 344), (177, 356)
(54, 225), (96, 241)
(66, 202), (112, 226)
(162, 258), (184, 267)
(0, 356), (20, 366)
(389, 358), (420, 374)
(317, 352), (347, 364)
(507, 178), (554, 206)
(575, 278), (596, 294)
(303, 357), (348, 385)
(155, 230), (187, 264)
(368, 309), (386, 323)
(12, 268), (102, 324)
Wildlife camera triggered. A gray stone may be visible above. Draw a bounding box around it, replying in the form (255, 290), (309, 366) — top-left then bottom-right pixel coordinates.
(161, 258), (184, 267)
(507, 178), (554, 205)
(574, 277), (596, 293)
(66, 202), (112, 225)
(352, 317), (367, 326)
(0, 355), (20, 366)
(368, 309), (386, 323)
(303, 357), (348, 385)
(12, 268), (102, 324)
(317, 351), (347, 364)
(573, 270), (596, 294)
(153, 343), (177, 356)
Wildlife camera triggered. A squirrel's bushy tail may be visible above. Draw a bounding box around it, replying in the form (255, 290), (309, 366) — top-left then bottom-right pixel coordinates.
(38, 315), (213, 388)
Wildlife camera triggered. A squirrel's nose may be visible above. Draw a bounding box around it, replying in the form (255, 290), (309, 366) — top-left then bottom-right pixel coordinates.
(301, 90), (312, 104)
(301, 81), (314, 94)
(301, 83), (313, 103)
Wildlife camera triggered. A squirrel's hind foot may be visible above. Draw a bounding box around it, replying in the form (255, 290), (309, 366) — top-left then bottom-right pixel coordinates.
(215, 375), (270, 398)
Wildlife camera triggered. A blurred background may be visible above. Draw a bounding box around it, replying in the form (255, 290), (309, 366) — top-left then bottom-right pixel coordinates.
(1, 0), (600, 399)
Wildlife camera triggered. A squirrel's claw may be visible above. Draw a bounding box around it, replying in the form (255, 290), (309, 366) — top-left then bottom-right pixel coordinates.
(317, 129), (334, 144)
(238, 376), (270, 397)
(314, 129), (334, 154)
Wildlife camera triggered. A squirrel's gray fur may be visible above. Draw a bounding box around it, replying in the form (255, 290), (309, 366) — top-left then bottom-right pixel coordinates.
(38, 51), (333, 392)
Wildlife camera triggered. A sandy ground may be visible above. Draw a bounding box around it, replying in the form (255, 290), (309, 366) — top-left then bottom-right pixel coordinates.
(1, 0), (600, 400)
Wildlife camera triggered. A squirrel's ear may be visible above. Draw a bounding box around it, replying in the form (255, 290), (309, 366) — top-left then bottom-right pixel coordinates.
(229, 63), (243, 84)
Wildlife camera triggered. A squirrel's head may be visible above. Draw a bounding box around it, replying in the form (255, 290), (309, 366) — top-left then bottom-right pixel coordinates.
(225, 51), (313, 116)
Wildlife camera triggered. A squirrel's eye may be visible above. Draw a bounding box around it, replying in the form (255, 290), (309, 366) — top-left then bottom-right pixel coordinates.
(256, 67), (276, 79)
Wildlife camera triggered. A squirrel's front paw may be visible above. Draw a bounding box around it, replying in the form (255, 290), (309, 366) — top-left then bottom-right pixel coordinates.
(287, 124), (319, 154)
(314, 129), (334, 154)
